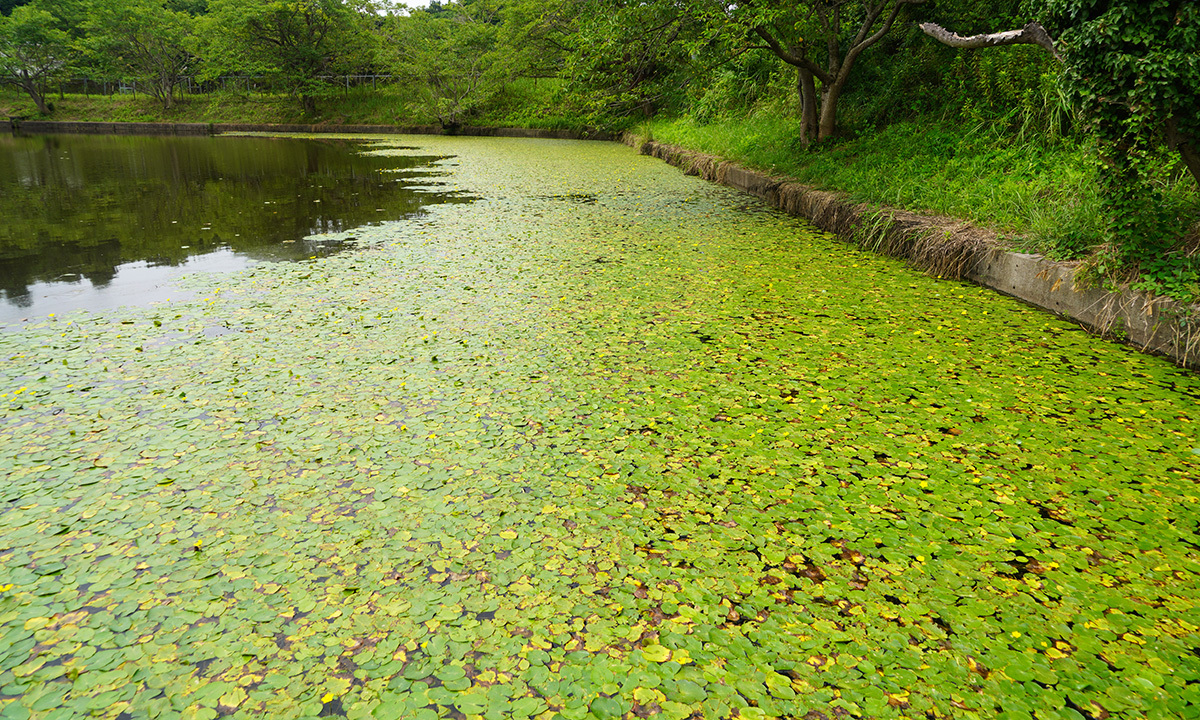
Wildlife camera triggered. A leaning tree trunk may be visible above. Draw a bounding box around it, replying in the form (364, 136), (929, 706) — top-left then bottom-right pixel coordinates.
(21, 76), (49, 114)
(918, 22), (1060, 60)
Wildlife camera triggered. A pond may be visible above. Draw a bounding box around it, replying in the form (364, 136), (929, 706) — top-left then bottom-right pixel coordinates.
(0, 133), (472, 325)
(1, 134), (1198, 720)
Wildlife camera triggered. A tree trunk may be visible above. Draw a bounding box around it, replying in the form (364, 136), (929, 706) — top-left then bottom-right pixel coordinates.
(797, 67), (818, 147)
(818, 80), (844, 140)
(21, 77), (49, 114)
(301, 94), (317, 115)
(1166, 116), (1200, 189)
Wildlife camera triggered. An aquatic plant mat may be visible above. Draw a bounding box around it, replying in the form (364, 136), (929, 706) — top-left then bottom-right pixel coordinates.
(2, 135), (1198, 720)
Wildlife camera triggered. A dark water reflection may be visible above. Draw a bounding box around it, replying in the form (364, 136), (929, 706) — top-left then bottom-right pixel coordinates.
(0, 133), (471, 323)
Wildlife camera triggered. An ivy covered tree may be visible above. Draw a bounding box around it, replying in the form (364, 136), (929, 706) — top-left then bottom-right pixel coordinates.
(0, 2), (69, 113)
(923, 0), (1199, 269)
(1041, 0), (1199, 263)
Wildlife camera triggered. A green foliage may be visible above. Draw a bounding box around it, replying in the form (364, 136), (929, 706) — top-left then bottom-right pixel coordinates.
(493, 0), (575, 82)
(945, 46), (1070, 140)
(472, 76), (590, 129)
(1034, 0), (1200, 273)
(687, 0), (927, 142)
(560, 0), (696, 125)
(381, 1), (508, 127)
(686, 49), (778, 123)
(0, 1), (70, 112)
(78, 0), (195, 109)
(0, 0), (33, 16)
(201, 0), (375, 114)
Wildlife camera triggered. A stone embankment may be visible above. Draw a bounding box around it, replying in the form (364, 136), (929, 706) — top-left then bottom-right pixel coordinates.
(627, 135), (1198, 368)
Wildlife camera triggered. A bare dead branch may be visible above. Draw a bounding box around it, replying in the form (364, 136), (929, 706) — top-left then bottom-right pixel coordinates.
(919, 21), (1061, 61)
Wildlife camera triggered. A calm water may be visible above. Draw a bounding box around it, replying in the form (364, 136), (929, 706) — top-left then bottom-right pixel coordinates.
(0, 133), (471, 324)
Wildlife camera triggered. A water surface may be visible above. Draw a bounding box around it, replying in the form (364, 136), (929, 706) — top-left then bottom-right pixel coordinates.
(0, 135), (1197, 720)
(0, 133), (470, 323)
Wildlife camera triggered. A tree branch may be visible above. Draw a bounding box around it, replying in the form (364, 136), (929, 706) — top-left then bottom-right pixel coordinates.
(846, 0), (906, 68)
(752, 25), (832, 84)
(919, 21), (1062, 62)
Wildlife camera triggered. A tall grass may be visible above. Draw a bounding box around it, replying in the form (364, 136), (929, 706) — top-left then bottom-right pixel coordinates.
(645, 113), (1112, 257)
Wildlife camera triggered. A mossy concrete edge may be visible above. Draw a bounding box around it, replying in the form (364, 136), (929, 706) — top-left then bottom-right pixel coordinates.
(626, 133), (1199, 368)
(6, 119), (615, 141)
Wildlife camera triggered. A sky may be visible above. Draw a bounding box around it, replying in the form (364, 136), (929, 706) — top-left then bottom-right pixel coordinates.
(383, 0), (432, 8)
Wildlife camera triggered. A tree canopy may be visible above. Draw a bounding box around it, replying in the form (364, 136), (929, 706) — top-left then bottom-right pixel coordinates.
(80, 0), (195, 108)
(0, 1), (69, 113)
(202, 0), (373, 114)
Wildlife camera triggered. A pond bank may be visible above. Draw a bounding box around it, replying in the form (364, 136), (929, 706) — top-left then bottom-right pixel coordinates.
(5, 117), (1192, 366)
(2, 118), (613, 141)
(625, 134), (1200, 368)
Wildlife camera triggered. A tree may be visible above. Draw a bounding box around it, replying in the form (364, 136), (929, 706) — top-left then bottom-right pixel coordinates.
(0, 2), (69, 113)
(495, 0), (577, 81)
(382, 2), (507, 127)
(81, 0), (196, 109)
(696, 0), (925, 145)
(922, 0), (1199, 262)
(203, 0), (373, 114)
(563, 0), (696, 121)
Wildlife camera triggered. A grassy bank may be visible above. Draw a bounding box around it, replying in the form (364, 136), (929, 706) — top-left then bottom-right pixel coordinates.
(643, 114), (1200, 301)
(0, 79), (582, 129)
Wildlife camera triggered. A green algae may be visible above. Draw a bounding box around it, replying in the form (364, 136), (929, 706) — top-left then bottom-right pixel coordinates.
(1, 135), (1198, 720)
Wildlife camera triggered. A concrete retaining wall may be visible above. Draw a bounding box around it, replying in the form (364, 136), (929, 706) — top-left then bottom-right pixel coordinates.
(16, 120), (212, 136)
(628, 135), (1199, 367)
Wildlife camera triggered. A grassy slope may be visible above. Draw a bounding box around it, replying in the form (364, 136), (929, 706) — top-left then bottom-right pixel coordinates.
(643, 114), (1105, 252)
(644, 114), (1200, 292)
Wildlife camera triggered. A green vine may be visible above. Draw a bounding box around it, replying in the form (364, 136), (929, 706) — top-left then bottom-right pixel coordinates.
(1036, 0), (1200, 292)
